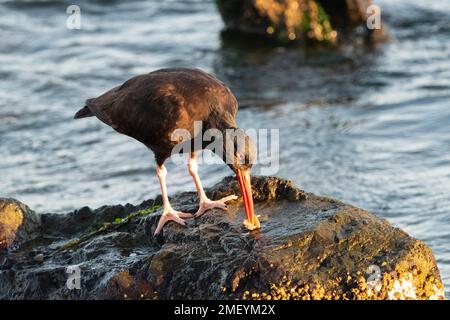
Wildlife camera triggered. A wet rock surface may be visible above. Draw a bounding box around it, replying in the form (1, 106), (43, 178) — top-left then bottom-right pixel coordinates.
(0, 176), (444, 299)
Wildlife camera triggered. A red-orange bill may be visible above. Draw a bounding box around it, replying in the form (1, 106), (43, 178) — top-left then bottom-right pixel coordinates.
(236, 169), (260, 230)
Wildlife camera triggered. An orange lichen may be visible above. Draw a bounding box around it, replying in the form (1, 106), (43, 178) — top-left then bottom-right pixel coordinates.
(240, 270), (445, 300)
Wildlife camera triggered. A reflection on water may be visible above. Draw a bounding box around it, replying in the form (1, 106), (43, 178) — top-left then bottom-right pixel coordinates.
(0, 0), (449, 294)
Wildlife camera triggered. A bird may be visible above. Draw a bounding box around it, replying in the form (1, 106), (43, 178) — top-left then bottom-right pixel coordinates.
(74, 68), (261, 235)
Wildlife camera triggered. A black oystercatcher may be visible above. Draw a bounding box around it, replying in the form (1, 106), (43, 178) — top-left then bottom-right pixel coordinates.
(74, 68), (260, 235)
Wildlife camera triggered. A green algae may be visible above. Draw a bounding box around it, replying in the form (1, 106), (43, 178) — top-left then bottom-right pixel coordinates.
(58, 204), (162, 252)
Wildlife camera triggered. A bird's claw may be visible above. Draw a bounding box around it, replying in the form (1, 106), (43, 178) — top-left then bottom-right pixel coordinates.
(194, 194), (238, 218)
(154, 209), (193, 236)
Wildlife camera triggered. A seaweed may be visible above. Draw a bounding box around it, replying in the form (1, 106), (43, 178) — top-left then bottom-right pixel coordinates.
(56, 204), (162, 252)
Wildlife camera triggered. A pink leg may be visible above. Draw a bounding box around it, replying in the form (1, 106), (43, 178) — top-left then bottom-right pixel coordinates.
(154, 164), (192, 235)
(188, 153), (237, 218)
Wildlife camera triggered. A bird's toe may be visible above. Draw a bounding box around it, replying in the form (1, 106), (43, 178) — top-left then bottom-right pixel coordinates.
(153, 210), (191, 236)
(194, 199), (229, 218)
(219, 194), (238, 203)
(176, 211), (194, 219)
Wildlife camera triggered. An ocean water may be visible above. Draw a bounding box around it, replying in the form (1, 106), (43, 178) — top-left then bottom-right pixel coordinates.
(0, 0), (449, 295)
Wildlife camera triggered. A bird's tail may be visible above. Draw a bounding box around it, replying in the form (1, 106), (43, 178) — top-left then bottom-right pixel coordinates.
(74, 106), (94, 119)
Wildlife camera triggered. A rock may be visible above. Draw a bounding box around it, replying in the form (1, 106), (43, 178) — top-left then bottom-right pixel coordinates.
(318, 0), (387, 42)
(215, 0), (386, 45)
(0, 198), (41, 250)
(33, 253), (44, 263)
(0, 177), (444, 300)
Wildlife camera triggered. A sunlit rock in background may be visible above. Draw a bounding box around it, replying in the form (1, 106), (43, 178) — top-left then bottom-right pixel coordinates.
(0, 199), (40, 250)
(215, 0), (387, 45)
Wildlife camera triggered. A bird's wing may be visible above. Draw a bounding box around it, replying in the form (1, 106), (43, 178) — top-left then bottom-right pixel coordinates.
(84, 75), (151, 131)
(84, 69), (239, 144)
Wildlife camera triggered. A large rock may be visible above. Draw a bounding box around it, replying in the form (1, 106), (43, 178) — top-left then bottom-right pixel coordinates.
(216, 0), (386, 45)
(0, 177), (444, 300)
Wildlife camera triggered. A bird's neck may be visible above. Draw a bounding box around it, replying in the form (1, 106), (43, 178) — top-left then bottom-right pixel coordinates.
(200, 115), (237, 158)
(205, 107), (237, 132)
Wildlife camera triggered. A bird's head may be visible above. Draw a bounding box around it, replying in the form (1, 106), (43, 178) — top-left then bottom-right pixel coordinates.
(223, 128), (257, 173)
(222, 128), (260, 230)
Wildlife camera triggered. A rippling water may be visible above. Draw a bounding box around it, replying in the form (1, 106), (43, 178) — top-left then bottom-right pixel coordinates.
(1, 0), (449, 294)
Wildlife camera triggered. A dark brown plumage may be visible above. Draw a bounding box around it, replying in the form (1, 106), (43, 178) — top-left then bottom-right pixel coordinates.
(75, 68), (260, 235)
(76, 68), (236, 163)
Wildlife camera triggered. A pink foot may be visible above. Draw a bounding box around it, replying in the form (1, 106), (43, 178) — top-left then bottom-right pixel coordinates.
(154, 209), (193, 235)
(194, 195), (238, 218)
